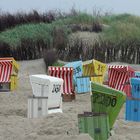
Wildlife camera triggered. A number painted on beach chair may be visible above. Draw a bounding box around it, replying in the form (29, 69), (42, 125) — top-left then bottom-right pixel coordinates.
(73, 66), (81, 75)
(52, 84), (61, 93)
(97, 64), (105, 73)
(92, 93), (117, 107)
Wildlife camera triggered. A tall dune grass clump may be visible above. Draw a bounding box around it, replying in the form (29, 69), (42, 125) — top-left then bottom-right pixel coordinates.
(0, 10), (56, 32)
(101, 14), (140, 26)
(61, 14), (140, 64)
(61, 32), (101, 61)
(0, 21), (71, 60)
(63, 12), (102, 32)
(100, 19), (140, 63)
(0, 11), (96, 60)
(0, 9), (95, 32)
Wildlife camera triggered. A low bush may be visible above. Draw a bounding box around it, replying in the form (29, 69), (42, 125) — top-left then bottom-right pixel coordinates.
(43, 49), (58, 70)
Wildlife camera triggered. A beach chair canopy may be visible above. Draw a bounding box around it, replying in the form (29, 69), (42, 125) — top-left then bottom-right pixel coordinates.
(65, 60), (82, 80)
(48, 66), (74, 94)
(0, 57), (19, 83)
(82, 59), (107, 84)
(108, 65), (135, 91)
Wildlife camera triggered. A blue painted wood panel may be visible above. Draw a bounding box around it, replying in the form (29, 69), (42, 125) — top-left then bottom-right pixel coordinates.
(130, 78), (140, 98)
(135, 71), (140, 78)
(125, 98), (140, 122)
(64, 61), (82, 81)
(75, 77), (90, 94)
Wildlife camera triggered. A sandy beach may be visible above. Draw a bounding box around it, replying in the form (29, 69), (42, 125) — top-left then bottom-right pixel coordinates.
(0, 59), (140, 140)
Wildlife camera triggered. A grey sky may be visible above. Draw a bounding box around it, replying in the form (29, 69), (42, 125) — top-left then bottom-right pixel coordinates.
(0, 0), (140, 16)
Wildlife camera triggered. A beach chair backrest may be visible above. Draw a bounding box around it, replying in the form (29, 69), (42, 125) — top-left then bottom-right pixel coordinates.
(48, 66), (74, 94)
(108, 65), (134, 92)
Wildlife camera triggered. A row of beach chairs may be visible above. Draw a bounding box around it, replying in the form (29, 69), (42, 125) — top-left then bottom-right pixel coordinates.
(1, 57), (140, 140)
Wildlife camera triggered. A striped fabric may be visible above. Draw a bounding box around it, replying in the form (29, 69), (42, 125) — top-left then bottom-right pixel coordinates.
(108, 65), (134, 92)
(48, 66), (73, 94)
(0, 60), (13, 83)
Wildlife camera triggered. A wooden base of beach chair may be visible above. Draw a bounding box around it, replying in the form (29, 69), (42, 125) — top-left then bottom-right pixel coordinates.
(0, 83), (10, 91)
(78, 112), (110, 140)
(28, 96), (63, 118)
(62, 93), (75, 102)
(71, 93), (76, 100)
(10, 75), (18, 91)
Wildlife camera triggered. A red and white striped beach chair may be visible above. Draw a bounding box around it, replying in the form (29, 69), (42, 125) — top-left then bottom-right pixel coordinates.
(0, 57), (19, 91)
(48, 66), (75, 101)
(108, 65), (135, 96)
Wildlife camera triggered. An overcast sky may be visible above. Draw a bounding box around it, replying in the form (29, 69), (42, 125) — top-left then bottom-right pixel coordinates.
(0, 0), (140, 16)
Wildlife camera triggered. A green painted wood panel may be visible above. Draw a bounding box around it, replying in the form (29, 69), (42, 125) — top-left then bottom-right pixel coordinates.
(78, 112), (110, 140)
(91, 82), (126, 128)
